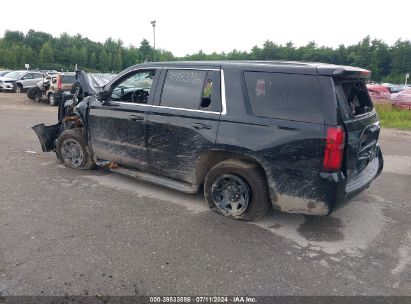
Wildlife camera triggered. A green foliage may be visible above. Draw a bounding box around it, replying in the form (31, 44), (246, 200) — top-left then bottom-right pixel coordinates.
(1, 29), (410, 81)
(38, 42), (54, 68)
(0, 30), (170, 72)
(182, 36), (411, 83)
(113, 49), (122, 72)
(375, 103), (411, 130)
(139, 39), (152, 62)
(99, 49), (110, 72)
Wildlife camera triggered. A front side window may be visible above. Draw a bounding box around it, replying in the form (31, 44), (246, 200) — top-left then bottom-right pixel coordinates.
(244, 72), (322, 123)
(160, 70), (206, 110)
(110, 70), (155, 104)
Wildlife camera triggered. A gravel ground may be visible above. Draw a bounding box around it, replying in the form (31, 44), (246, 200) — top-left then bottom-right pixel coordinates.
(0, 92), (410, 296)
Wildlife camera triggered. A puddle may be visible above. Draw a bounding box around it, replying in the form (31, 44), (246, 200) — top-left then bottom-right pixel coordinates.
(256, 195), (388, 256)
(297, 216), (344, 242)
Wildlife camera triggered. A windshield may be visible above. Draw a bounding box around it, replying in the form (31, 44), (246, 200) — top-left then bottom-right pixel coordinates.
(117, 72), (154, 90)
(4, 71), (25, 79)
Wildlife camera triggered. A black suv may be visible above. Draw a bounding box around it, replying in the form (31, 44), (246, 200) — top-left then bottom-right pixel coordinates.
(33, 61), (383, 221)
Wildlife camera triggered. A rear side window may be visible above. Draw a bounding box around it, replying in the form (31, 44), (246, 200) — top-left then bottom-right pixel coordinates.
(335, 80), (373, 116)
(160, 69), (221, 112)
(244, 72), (322, 123)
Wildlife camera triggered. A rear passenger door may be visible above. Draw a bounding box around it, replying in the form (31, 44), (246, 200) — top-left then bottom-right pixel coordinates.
(32, 73), (44, 87)
(20, 73), (33, 88)
(146, 68), (222, 183)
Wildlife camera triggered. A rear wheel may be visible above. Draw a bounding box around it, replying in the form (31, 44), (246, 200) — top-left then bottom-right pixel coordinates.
(33, 89), (42, 102)
(56, 129), (95, 170)
(48, 93), (56, 106)
(204, 159), (270, 221)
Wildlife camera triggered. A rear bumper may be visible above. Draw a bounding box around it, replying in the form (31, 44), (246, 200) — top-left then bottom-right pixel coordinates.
(333, 145), (383, 210)
(269, 145), (383, 215)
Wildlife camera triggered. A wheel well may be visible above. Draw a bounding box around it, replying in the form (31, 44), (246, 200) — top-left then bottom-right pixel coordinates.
(195, 150), (267, 186)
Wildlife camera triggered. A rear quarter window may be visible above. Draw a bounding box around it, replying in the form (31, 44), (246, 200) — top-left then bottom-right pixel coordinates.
(335, 80), (373, 117)
(244, 72), (323, 123)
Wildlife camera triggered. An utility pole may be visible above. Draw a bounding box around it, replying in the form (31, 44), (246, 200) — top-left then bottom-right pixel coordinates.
(151, 20), (156, 62)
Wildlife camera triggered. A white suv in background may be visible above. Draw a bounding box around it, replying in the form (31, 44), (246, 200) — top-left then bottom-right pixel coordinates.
(0, 71), (26, 92)
(14, 71), (45, 93)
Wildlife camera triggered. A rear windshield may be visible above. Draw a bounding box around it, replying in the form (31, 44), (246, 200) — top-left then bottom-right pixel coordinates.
(62, 75), (77, 83)
(244, 72), (322, 123)
(335, 80), (373, 116)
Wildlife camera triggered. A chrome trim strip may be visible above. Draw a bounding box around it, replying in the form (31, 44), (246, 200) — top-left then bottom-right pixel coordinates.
(111, 101), (220, 115)
(166, 67), (220, 71)
(153, 105), (220, 114)
(113, 101), (151, 107)
(220, 69), (227, 115)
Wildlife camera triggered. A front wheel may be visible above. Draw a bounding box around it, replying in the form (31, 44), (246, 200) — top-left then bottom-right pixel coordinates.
(204, 159), (270, 221)
(56, 129), (95, 170)
(14, 84), (23, 93)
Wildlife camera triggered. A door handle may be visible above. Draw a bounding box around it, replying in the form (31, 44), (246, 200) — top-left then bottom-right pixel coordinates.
(129, 115), (144, 121)
(192, 123), (211, 130)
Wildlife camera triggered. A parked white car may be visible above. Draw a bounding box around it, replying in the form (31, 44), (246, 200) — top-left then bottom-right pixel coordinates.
(14, 71), (45, 93)
(0, 71), (26, 92)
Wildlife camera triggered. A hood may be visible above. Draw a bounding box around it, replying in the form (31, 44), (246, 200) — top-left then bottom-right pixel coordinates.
(0, 76), (17, 82)
(76, 71), (111, 95)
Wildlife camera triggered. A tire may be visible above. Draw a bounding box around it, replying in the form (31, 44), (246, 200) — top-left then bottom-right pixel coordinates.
(27, 88), (36, 100)
(204, 159), (270, 221)
(14, 84), (23, 93)
(33, 89), (42, 102)
(48, 93), (57, 106)
(56, 129), (95, 170)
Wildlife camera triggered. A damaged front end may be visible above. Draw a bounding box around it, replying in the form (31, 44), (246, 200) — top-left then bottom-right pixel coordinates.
(32, 123), (61, 152)
(32, 70), (109, 152)
(32, 92), (90, 153)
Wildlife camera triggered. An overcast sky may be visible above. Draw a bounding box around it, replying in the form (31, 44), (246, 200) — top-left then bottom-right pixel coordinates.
(2, 0), (410, 56)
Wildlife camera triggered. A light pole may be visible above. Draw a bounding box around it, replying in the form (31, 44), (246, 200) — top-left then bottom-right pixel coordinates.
(151, 20), (156, 62)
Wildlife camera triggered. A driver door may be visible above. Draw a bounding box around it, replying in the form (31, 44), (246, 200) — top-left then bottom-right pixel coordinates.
(88, 68), (160, 169)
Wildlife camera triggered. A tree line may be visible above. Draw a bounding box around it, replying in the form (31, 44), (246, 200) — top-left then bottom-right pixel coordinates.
(0, 30), (174, 73)
(0, 29), (410, 83)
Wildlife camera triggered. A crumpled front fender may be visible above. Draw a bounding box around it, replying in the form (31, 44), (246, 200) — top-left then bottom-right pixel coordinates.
(32, 123), (61, 152)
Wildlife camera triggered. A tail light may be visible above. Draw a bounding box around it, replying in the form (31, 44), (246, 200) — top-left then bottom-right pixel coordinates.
(322, 126), (345, 172)
(57, 76), (62, 90)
